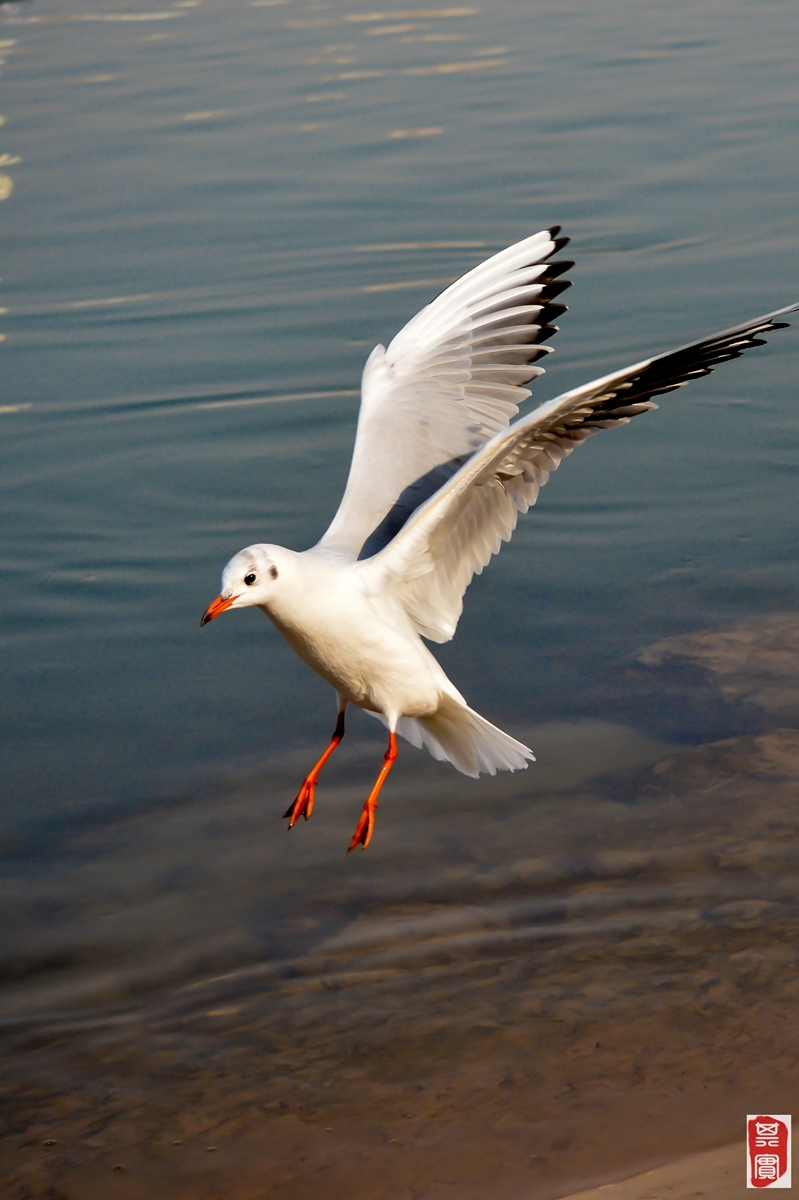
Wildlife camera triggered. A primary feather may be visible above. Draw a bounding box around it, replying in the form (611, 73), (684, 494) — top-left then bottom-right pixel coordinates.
(317, 227), (573, 560)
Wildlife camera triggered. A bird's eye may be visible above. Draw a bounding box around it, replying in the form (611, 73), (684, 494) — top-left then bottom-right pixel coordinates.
(244, 572), (256, 586)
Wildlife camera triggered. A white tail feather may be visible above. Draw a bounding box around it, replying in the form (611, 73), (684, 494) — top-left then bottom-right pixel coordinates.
(374, 694), (534, 777)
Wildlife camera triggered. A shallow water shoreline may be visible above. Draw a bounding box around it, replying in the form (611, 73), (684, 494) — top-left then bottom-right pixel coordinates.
(562, 1142), (743, 1200)
(3, 614), (799, 1197)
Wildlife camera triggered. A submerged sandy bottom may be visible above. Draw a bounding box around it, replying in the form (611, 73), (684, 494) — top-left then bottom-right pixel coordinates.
(2, 617), (799, 1199)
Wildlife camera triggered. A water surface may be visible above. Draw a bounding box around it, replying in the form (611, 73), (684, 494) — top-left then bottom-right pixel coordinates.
(1, 0), (798, 1195)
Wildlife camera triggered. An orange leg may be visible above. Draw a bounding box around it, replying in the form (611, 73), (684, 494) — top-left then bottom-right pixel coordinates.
(284, 710), (346, 828)
(347, 732), (398, 853)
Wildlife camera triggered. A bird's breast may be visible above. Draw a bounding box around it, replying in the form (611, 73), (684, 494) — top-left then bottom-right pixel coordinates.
(261, 586), (438, 715)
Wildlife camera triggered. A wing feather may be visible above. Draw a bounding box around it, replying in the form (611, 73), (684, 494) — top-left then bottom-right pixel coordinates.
(364, 303), (798, 642)
(317, 229), (574, 560)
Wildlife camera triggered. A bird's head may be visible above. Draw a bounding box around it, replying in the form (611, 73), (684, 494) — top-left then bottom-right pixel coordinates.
(201, 544), (285, 626)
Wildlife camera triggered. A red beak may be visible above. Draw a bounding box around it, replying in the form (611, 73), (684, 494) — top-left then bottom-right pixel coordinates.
(201, 594), (236, 626)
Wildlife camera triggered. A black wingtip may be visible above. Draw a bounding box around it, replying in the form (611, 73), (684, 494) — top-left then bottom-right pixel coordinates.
(547, 224), (561, 239)
(551, 236), (570, 256)
(540, 302), (569, 322)
(533, 324), (561, 343)
(542, 279), (572, 300)
(543, 259), (574, 281)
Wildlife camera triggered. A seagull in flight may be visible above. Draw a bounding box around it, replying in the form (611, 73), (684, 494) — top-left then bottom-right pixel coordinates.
(202, 227), (797, 851)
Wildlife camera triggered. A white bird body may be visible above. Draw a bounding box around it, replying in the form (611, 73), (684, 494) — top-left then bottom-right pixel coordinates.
(252, 545), (447, 720)
(220, 542), (532, 781)
(202, 227), (798, 850)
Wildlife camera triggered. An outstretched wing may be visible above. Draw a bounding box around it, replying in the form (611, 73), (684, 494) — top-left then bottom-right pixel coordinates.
(316, 228), (573, 560)
(365, 303), (798, 643)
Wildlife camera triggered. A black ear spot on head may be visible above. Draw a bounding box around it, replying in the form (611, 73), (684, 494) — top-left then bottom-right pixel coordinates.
(270, 565), (278, 581)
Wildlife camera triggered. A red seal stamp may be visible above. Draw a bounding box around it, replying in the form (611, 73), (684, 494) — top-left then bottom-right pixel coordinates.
(747, 1115), (791, 1188)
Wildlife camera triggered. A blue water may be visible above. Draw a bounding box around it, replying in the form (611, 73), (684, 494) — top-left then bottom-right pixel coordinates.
(3, 0), (798, 830)
(1, 0), (798, 1193)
